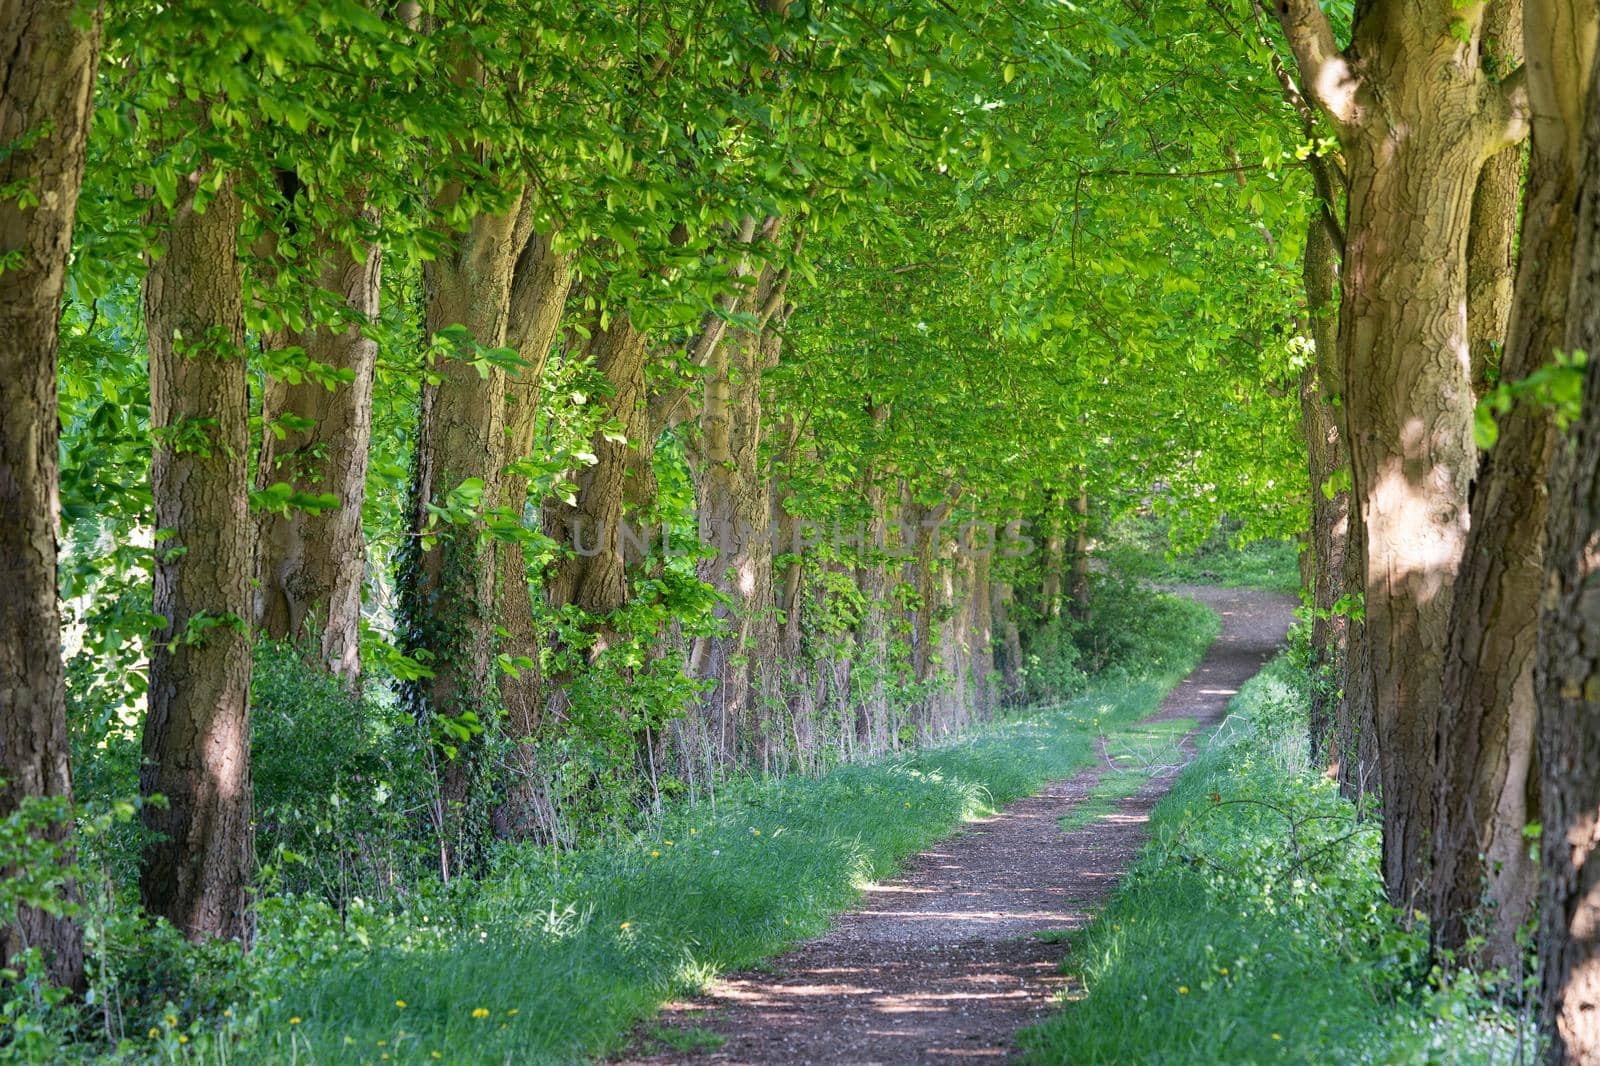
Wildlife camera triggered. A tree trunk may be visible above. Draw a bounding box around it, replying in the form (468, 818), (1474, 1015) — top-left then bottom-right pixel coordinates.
(1466, 0), (1525, 396)
(399, 193), (526, 877)
(993, 581), (1024, 706)
(140, 175), (255, 943)
(969, 549), (994, 719)
(254, 210), (379, 684)
(1300, 215), (1349, 769)
(692, 251), (788, 769)
(1434, 0), (1595, 972)
(1536, 25), (1600, 1062)
(1335, 500), (1380, 805)
(1068, 485), (1091, 622)
(854, 458), (892, 751)
(541, 313), (651, 669)
(489, 230), (573, 838)
(1277, 0), (1531, 909)
(0, 0), (100, 988)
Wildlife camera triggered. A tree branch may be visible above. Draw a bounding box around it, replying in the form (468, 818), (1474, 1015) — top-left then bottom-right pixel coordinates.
(1273, 0), (1361, 129)
(1479, 64), (1531, 155)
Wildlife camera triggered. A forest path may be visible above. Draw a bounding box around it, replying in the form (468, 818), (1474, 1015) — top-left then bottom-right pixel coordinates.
(613, 585), (1296, 1065)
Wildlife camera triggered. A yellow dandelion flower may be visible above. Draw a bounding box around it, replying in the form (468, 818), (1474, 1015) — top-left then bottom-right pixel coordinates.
(507, 1009), (519, 1016)
(1178, 986), (1188, 995)
(223, 1009), (233, 1019)
(432, 1053), (443, 1060)
(178, 1036), (188, 1046)
(471, 1008), (490, 1019)
(396, 1000), (407, 1009)
(377, 1040), (387, 1046)
(620, 921), (631, 930)
(664, 840), (674, 846)
(1219, 968), (1228, 976)
(290, 1017), (302, 1025)
(690, 827), (696, 835)
(1271, 1033), (1281, 1041)
(148, 1028), (160, 1039)
(651, 850), (660, 858)
(165, 1015), (178, 1027)
(905, 802), (911, 807)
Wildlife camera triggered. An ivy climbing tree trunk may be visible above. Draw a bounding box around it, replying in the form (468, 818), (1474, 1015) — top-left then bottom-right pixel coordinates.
(0, 0), (100, 988)
(255, 211), (380, 684)
(1434, 0), (1596, 971)
(1535, 29), (1600, 1064)
(400, 192), (527, 876)
(1276, 0), (1530, 910)
(140, 174), (255, 943)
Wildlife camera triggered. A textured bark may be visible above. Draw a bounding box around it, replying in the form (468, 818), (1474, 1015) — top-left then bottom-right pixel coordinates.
(1466, 0), (1525, 396)
(400, 192), (527, 876)
(1068, 486), (1090, 622)
(992, 582), (1024, 706)
(690, 235), (790, 769)
(1537, 27), (1600, 1063)
(969, 550), (995, 719)
(1435, 0), (1595, 971)
(140, 175), (255, 943)
(1336, 502), (1380, 805)
(853, 443), (892, 750)
(1300, 215), (1349, 769)
(254, 211), (379, 684)
(0, 0), (99, 988)
(489, 229), (574, 838)
(1277, 0), (1531, 909)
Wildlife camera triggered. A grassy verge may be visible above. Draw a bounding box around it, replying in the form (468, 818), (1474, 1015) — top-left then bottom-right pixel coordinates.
(160, 594), (1220, 1064)
(1019, 650), (1528, 1065)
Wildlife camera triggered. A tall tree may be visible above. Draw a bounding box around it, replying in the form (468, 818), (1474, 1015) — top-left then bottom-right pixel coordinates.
(399, 188), (528, 875)
(1434, 0), (1596, 970)
(254, 207), (380, 683)
(140, 172), (255, 943)
(1536, 26), (1600, 1062)
(1274, 0), (1530, 908)
(0, 0), (102, 989)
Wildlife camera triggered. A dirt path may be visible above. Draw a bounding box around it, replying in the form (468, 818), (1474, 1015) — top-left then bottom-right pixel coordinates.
(616, 586), (1296, 1065)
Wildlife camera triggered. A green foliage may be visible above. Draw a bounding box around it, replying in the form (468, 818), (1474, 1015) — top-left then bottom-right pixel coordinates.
(1100, 514), (1303, 594)
(1019, 653), (1528, 1065)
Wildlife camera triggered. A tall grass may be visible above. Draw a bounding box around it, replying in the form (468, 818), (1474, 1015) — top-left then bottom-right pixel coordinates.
(1019, 651), (1529, 1065)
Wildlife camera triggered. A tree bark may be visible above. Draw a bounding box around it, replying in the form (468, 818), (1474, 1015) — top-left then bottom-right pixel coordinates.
(140, 175), (255, 943)
(1466, 0), (1526, 396)
(1276, 0), (1531, 910)
(993, 581), (1024, 706)
(1434, 0), (1595, 972)
(1536, 24), (1600, 1062)
(254, 209), (379, 684)
(691, 246), (788, 768)
(1300, 214), (1349, 769)
(0, 0), (100, 988)
(399, 192), (527, 877)
(1068, 485), (1091, 622)
(969, 549), (994, 719)
(489, 228), (573, 838)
